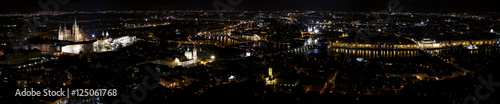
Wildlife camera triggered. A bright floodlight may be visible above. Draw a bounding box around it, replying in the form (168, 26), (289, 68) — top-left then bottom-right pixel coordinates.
(246, 52), (251, 57)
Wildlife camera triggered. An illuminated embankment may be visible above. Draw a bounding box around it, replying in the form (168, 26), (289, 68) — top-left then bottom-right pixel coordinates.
(329, 39), (498, 49)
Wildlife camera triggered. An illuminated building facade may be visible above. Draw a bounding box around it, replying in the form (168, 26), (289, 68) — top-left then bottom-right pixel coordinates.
(418, 38), (442, 49)
(265, 68), (275, 85)
(58, 19), (86, 42)
(60, 36), (136, 54)
(92, 36), (136, 52)
(152, 57), (197, 68)
(184, 46), (197, 60)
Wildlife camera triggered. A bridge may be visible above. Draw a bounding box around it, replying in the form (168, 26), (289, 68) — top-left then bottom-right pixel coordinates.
(330, 38), (498, 50)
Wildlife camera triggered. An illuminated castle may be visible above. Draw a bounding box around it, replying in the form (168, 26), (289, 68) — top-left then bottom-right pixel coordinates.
(58, 18), (86, 42)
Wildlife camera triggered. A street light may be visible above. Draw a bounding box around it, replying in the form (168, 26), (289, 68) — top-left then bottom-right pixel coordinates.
(211, 55), (215, 59)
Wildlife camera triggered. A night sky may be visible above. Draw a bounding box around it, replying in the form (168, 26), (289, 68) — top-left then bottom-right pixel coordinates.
(1, 0), (500, 13)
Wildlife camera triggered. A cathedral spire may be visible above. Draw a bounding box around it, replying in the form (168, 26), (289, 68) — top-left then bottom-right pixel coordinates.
(73, 17), (78, 28)
(58, 23), (63, 40)
(72, 17), (82, 42)
(58, 23), (62, 32)
(64, 23), (67, 41)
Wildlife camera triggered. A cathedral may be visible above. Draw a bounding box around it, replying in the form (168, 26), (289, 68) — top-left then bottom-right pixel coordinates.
(58, 19), (86, 42)
(184, 46), (197, 60)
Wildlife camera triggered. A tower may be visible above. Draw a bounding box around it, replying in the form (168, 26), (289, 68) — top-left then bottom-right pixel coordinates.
(106, 31), (109, 37)
(193, 46), (197, 60)
(64, 23), (69, 41)
(246, 47), (251, 57)
(268, 68), (273, 77)
(184, 47), (193, 59)
(58, 23), (64, 40)
(73, 18), (82, 42)
(389, 4), (392, 13)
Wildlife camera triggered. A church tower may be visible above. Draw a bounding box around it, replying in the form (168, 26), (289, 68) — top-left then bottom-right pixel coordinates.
(185, 47), (193, 59)
(193, 46), (197, 60)
(64, 23), (71, 41)
(73, 18), (83, 42)
(58, 23), (64, 40)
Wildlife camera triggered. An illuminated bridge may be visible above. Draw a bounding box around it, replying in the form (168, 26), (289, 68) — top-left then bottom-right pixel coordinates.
(329, 39), (498, 49)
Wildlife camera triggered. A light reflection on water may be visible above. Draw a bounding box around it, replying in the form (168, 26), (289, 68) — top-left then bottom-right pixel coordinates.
(330, 48), (422, 59)
(432, 47), (500, 56)
(331, 47), (500, 60)
(308, 49), (320, 54)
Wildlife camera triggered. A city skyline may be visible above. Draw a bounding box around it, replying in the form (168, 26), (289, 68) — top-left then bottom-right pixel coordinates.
(0, 0), (499, 104)
(1, 0), (500, 13)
